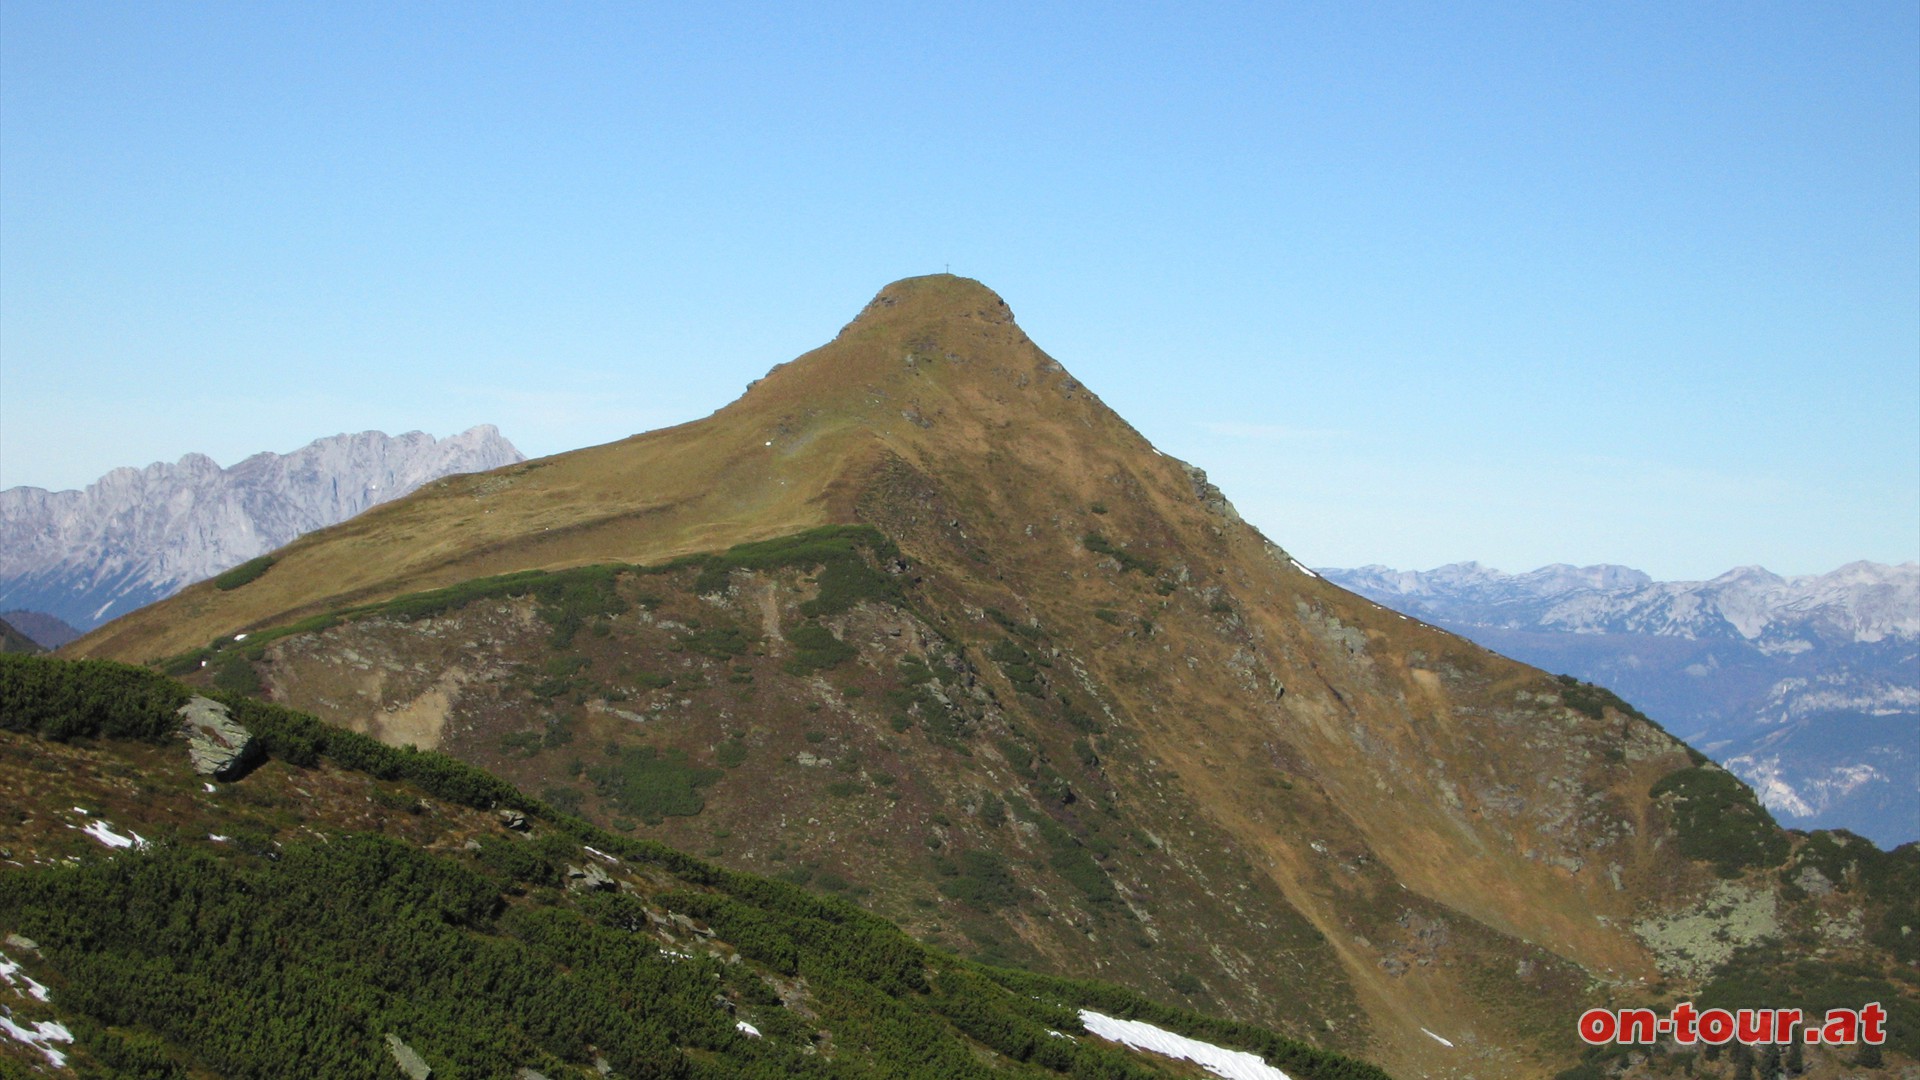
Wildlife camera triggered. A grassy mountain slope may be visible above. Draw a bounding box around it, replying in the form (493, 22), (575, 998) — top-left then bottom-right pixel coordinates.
(0, 653), (1390, 1080)
(64, 277), (1917, 1078)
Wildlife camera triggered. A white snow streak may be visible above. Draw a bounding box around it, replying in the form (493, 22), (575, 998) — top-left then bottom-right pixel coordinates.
(0, 953), (50, 1002)
(1421, 1027), (1454, 1048)
(1288, 559), (1319, 579)
(735, 1020), (761, 1037)
(0, 952), (64, 1066)
(1078, 1010), (1291, 1080)
(0, 1013), (72, 1067)
(79, 819), (144, 850)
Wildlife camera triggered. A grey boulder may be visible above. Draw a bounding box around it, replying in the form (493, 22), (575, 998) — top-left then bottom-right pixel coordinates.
(177, 696), (259, 779)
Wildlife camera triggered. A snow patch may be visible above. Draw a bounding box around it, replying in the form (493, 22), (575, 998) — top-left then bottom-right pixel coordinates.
(0, 953), (51, 1002)
(1421, 1027), (1454, 1048)
(79, 819), (145, 850)
(1288, 559), (1319, 579)
(1728, 755), (1889, 820)
(1078, 1010), (1291, 1080)
(0, 1012), (72, 1067)
(735, 1020), (761, 1038)
(204, 782), (218, 793)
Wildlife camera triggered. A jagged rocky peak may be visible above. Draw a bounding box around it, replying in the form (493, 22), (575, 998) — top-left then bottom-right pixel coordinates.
(0, 425), (525, 631)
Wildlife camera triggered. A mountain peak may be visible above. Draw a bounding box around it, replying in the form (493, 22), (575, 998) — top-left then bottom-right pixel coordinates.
(56, 281), (1898, 1079)
(837, 274), (1016, 337)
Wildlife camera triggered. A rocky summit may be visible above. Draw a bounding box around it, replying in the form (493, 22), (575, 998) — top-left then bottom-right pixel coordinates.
(66, 277), (1918, 1078)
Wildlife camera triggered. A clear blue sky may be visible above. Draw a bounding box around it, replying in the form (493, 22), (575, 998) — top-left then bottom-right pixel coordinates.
(3, 2), (1915, 580)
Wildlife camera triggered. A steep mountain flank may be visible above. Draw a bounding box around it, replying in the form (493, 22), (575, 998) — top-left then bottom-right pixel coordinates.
(1322, 562), (1920, 847)
(1, 654), (1389, 1079)
(70, 277), (1916, 1078)
(0, 425), (523, 631)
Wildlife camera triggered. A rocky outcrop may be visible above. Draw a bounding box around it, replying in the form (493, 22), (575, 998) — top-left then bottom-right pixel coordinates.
(565, 863), (615, 892)
(177, 697), (258, 779)
(0, 426), (523, 631)
(384, 1033), (432, 1079)
(1181, 463), (1243, 524)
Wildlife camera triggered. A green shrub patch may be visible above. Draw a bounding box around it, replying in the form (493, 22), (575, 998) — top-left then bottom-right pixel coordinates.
(211, 555), (276, 591)
(1649, 766), (1790, 875)
(588, 744), (724, 823)
(784, 625), (857, 675)
(690, 526), (901, 616)
(1082, 533), (1157, 576)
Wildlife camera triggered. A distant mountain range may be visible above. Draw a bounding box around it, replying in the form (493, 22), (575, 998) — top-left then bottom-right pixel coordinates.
(0, 614), (42, 654)
(0, 610), (79, 650)
(0, 426), (523, 633)
(1320, 561), (1919, 847)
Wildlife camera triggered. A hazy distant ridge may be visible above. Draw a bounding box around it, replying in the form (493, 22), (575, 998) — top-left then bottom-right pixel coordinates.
(1321, 560), (1919, 846)
(0, 426), (523, 630)
(1326, 560), (1918, 646)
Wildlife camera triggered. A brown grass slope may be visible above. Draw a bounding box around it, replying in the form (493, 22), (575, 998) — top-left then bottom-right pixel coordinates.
(67, 276), (1906, 1079)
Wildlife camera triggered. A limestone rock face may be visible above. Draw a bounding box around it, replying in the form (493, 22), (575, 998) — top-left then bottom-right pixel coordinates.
(177, 697), (258, 779)
(0, 426), (524, 630)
